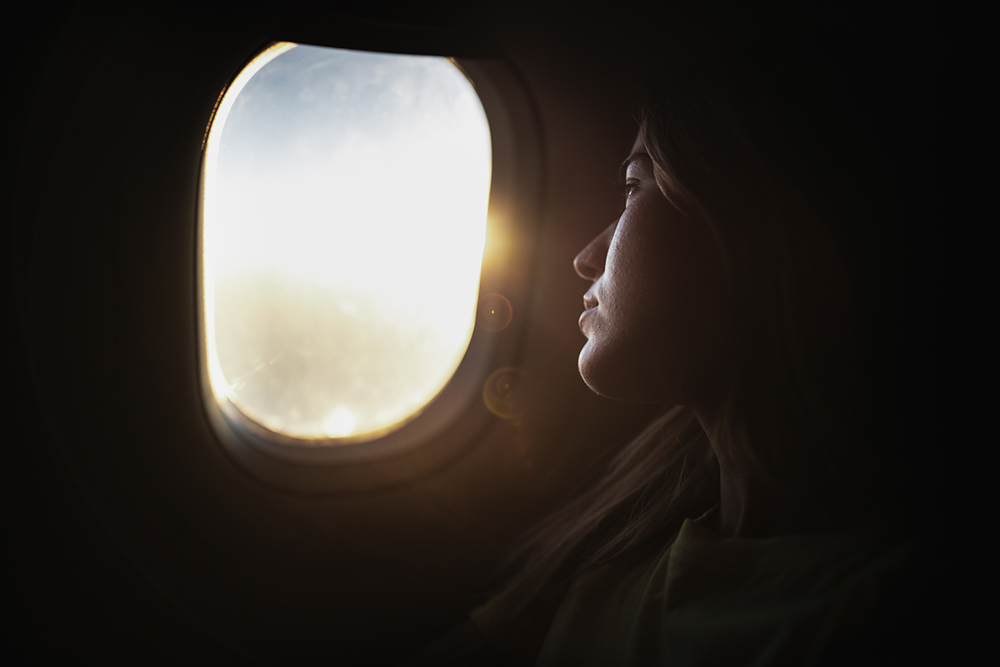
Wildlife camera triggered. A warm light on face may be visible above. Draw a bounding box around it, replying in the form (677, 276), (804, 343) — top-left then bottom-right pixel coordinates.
(201, 43), (491, 442)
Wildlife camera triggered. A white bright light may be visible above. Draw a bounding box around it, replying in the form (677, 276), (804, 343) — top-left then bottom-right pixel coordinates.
(201, 43), (491, 442)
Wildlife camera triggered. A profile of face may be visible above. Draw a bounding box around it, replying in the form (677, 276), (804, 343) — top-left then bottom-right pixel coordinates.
(575, 132), (733, 413)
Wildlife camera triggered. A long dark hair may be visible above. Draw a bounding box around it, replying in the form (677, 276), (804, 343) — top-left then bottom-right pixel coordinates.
(482, 34), (914, 638)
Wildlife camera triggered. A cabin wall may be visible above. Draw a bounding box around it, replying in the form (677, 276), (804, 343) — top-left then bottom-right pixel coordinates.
(8, 2), (656, 662)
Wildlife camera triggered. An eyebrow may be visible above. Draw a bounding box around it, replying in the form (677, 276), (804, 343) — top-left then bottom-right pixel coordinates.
(618, 152), (652, 182)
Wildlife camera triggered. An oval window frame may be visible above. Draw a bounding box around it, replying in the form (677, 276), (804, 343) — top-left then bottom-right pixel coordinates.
(196, 43), (543, 492)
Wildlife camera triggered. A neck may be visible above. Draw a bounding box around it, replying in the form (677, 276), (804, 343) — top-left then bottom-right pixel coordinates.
(697, 408), (832, 539)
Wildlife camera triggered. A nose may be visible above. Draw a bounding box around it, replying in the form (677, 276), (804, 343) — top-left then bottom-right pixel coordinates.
(574, 222), (615, 281)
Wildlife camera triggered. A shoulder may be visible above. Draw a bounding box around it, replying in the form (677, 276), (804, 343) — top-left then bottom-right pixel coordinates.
(666, 523), (911, 665)
(538, 520), (910, 666)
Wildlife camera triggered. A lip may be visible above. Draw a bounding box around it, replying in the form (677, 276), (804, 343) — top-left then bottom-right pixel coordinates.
(579, 291), (599, 333)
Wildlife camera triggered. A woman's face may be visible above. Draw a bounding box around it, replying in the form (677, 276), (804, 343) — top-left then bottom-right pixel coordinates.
(575, 132), (733, 411)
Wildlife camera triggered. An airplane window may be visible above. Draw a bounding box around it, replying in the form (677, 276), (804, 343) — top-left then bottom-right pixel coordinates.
(201, 42), (492, 444)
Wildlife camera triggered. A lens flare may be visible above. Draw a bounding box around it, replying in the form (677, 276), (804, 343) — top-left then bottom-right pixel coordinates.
(477, 293), (513, 332)
(483, 367), (529, 419)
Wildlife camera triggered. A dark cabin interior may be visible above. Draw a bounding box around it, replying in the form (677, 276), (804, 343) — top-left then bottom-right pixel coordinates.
(6, 2), (963, 664)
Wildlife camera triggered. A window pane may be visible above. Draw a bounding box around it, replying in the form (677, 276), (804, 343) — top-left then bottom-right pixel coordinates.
(202, 43), (491, 442)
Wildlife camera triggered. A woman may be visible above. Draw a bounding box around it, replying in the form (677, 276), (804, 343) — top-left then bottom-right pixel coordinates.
(409, 31), (920, 667)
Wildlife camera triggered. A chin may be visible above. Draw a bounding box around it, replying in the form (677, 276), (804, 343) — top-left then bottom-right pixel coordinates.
(577, 341), (609, 396)
(579, 340), (645, 403)
(578, 337), (693, 407)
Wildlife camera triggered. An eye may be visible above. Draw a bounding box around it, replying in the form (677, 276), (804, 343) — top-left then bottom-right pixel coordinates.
(623, 179), (640, 202)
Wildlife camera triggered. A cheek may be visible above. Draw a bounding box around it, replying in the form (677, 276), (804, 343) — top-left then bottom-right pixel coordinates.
(578, 263), (674, 401)
(604, 226), (677, 338)
(577, 219), (733, 405)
